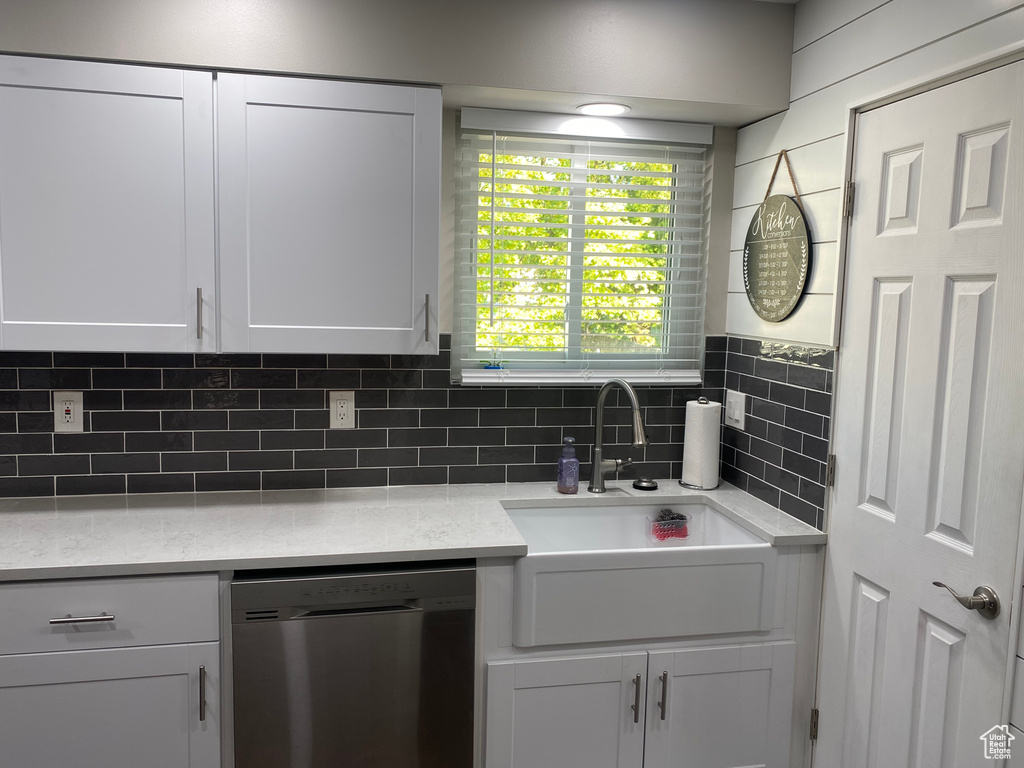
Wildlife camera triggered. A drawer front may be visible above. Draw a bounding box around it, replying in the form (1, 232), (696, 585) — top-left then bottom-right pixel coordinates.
(0, 573), (219, 655)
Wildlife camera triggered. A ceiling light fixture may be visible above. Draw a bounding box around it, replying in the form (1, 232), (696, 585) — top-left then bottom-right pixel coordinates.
(577, 103), (630, 117)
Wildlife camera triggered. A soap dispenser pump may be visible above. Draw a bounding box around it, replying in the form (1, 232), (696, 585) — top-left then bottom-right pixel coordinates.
(557, 436), (580, 494)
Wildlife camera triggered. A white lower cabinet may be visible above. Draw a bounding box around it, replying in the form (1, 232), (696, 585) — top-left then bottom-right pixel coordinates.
(0, 641), (219, 768)
(486, 642), (795, 768)
(0, 573), (221, 768)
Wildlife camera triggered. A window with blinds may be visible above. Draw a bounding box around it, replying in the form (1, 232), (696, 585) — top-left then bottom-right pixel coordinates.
(454, 129), (709, 385)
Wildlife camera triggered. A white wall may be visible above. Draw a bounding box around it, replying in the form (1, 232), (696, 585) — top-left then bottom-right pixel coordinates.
(727, 0), (1024, 347)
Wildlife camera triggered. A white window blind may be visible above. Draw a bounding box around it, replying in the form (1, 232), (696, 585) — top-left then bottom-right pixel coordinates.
(454, 127), (709, 385)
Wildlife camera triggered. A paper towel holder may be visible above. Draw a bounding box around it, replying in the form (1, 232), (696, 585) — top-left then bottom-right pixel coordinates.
(679, 397), (721, 490)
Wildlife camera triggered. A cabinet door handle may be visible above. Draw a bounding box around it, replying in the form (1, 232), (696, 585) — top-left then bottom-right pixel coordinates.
(424, 294), (431, 342)
(196, 287), (203, 340)
(199, 665), (207, 722)
(49, 612), (115, 625)
(631, 673), (642, 724)
(658, 671), (668, 720)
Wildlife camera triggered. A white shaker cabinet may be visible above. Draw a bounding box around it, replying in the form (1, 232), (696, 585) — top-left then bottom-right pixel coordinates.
(486, 642), (795, 768)
(0, 573), (221, 768)
(0, 56), (216, 352)
(217, 73), (441, 354)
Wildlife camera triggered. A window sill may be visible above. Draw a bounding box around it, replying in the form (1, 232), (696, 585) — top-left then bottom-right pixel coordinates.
(457, 369), (702, 386)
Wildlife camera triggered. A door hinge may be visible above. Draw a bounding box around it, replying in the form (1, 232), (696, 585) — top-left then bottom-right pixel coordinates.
(810, 708), (819, 741)
(843, 181), (856, 218)
(826, 454), (836, 487)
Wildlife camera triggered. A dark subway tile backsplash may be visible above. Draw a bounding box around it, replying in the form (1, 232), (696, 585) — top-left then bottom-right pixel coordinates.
(0, 334), (821, 530)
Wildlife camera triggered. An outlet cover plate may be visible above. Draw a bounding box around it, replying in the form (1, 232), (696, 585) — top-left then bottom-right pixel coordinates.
(54, 391), (84, 433)
(329, 390), (356, 429)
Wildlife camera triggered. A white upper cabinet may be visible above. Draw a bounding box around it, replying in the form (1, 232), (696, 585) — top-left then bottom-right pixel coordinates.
(0, 56), (216, 352)
(217, 73), (441, 354)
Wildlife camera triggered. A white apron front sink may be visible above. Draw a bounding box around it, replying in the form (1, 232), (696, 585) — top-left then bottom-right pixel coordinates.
(503, 499), (778, 647)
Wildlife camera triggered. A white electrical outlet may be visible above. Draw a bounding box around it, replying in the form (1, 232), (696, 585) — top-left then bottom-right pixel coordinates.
(724, 389), (746, 430)
(329, 391), (356, 429)
(53, 391), (84, 433)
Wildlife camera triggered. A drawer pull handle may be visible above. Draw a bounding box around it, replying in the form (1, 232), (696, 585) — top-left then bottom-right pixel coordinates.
(196, 287), (203, 341)
(658, 671), (668, 720)
(199, 665), (207, 722)
(424, 293), (431, 343)
(49, 612), (115, 625)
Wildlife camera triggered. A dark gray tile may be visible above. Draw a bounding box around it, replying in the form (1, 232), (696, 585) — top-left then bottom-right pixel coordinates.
(734, 451), (765, 479)
(763, 463), (801, 496)
(92, 411), (161, 432)
(92, 453), (160, 475)
(124, 390), (192, 410)
(327, 468), (388, 488)
(57, 474), (126, 496)
(387, 428), (447, 448)
(127, 473), (195, 494)
(449, 427), (505, 446)
(195, 431), (259, 451)
(0, 476), (54, 497)
(19, 369), (90, 389)
(195, 390), (260, 409)
(753, 358), (787, 384)
(479, 446), (535, 465)
(295, 410), (330, 430)
(0, 352), (52, 367)
(127, 353), (195, 368)
(362, 370), (422, 389)
(727, 337), (744, 354)
(53, 352), (125, 368)
(19, 454), (90, 476)
(328, 354), (391, 369)
(16, 412), (53, 433)
(705, 335), (727, 352)
(358, 409), (418, 429)
(355, 390), (388, 409)
(0, 456), (15, 476)
(164, 369), (231, 389)
(193, 353), (262, 368)
(0, 370), (17, 389)
(161, 452), (227, 472)
(264, 354), (326, 368)
(704, 370), (725, 388)
(782, 450), (823, 482)
(325, 429), (388, 449)
(749, 436), (783, 466)
(788, 364), (828, 391)
(766, 422), (804, 451)
(420, 447), (477, 466)
(803, 434), (829, 463)
(387, 389), (448, 409)
(423, 370), (455, 389)
(721, 463), (748, 490)
(537, 408), (591, 426)
(389, 466), (448, 486)
(743, 415), (769, 441)
(230, 410), (294, 430)
(804, 390), (832, 416)
(799, 478), (827, 508)
(726, 352), (755, 375)
(83, 391), (122, 411)
(704, 351), (726, 370)
(258, 390), (324, 410)
(507, 389), (562, 408)
(506, 426), (562, 446)
(737, 374), (770, 399)
(390, 353), (449, 370)
(0, 433), (52, 454)
(750, 398), (786, 424)
(358, 448), (418, 468)
(262, 470), (325, 491)
(769, 382), (805, 408)
(125, 432), (192, 453)
(297, 370), (361, 389)
(229, 451), (294, 471)
(261, 430), (324, 450)
(231, 369), (297, 389)
(480, 408), (536, 427)
(780, 492), (820, 529)
(449, 465), (506, 484)
(294, 449), (357, 469)
(507, 464), (555, 483)
(161, 411), (229, 431)
(449, 389), (506, 408)
(746, 476), (781, 507)
(92, 369), (161, 389)
(722, 426), (750, 453)
(421, 408), (477, 427)
(196, 472), (261, 492)
(785, 407), (824, 437)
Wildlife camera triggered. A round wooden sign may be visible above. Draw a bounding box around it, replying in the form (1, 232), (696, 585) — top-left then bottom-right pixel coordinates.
(742, 194), (811, 322)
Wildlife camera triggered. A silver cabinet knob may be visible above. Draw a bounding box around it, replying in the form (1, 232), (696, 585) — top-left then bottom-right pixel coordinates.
(933, 582), (1000, 619)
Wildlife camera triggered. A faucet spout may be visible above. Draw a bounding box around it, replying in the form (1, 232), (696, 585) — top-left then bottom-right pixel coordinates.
(588, 378), (649, 493)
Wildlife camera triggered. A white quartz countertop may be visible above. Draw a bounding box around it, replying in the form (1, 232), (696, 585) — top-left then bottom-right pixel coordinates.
(0, 480), (825, 581)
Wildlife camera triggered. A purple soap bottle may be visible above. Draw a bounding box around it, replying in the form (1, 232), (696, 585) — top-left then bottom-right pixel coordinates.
(557, 437), (579, 494)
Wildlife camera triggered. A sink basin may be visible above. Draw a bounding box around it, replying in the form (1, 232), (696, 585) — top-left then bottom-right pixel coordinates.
(503, 499), (778, 647)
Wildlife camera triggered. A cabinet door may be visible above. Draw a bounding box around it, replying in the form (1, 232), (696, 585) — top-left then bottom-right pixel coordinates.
(486, 653), (646, 768)
(217, 73), (441, 354)
(0, 641), (219, 768)
(644, 642), (796, 768)
(0, 56), (216, 352)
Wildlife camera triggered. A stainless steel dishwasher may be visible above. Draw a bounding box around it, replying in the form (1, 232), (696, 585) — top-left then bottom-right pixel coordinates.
(231, 561), (476, 768)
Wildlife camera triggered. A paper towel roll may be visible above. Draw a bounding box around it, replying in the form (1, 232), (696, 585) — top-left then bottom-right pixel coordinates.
(680, 398), (721, 489)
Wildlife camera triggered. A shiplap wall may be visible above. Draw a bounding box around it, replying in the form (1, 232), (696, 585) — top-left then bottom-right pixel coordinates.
(727, 0), (1024, 347)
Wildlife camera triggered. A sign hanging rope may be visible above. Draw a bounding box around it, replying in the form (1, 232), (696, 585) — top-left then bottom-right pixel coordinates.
(763, 149), (805, 214)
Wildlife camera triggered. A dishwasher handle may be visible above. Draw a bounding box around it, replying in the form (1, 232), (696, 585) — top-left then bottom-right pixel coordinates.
(297, 604), (423, 619)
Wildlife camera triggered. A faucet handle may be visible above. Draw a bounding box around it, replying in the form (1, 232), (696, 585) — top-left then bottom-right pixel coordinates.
(616, 457), (634, 470)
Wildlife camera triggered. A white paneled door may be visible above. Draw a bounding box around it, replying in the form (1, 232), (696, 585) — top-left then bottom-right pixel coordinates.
(816, 63), (1024, 766)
